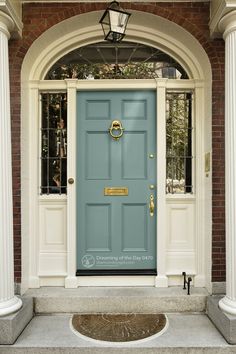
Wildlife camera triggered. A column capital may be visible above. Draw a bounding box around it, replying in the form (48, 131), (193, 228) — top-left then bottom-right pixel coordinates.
(0, 11), (14, 39)
(219, 10), (236, 39)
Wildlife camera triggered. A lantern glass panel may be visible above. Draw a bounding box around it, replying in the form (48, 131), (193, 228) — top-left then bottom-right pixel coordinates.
(109, 10), (128, 34)
(101, 22), (110, 38)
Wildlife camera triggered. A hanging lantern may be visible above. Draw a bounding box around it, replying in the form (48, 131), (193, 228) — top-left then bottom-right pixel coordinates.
(99, 1), (131, 43)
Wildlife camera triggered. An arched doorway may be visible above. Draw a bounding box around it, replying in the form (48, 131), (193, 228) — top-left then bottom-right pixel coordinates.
(21, 10), (212, 291)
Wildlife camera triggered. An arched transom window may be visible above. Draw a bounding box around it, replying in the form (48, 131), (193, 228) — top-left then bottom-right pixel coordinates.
(45, 41), (189, 80)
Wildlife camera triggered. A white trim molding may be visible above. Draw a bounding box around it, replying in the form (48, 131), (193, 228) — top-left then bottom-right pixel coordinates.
(65, 79), (77, 288)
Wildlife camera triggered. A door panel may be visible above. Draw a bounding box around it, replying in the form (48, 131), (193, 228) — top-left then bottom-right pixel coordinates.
(122, 132), (147, 179)
(85, 203), (112, 252)
(122, 203), (148, 251)
(86, 100), (111, 120)
(77, 90), (156, 273)
(85, 132), (111, 180)
(122, 100), (147, 120)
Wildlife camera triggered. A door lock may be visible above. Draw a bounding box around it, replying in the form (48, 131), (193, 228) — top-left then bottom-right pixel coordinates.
(68, 178), (74, 184)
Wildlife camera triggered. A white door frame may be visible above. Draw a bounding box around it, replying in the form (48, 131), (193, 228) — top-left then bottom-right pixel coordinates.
(24, 78), (205, 289)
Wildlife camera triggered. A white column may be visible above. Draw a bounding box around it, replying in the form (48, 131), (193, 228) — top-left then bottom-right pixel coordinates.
(0, 11), (22, 316)
(219, 11), (236, 316)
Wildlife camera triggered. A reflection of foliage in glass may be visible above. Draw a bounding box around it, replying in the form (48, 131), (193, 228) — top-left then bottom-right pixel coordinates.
(41, 93), (67, 195)
(166, 92), (193, 194)
(45, 41), (189, 80)
(47, 62), (182, 80)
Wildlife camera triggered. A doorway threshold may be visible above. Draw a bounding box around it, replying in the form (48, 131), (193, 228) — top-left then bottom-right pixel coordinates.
(76, 269), (157, 276)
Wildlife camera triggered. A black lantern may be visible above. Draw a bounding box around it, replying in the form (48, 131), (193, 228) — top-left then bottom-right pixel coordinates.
(99, 1), (131, 43)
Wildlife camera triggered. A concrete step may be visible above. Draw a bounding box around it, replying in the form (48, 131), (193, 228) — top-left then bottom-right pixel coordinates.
(0, 313), (231, 353)
(26, 286), (208, 314)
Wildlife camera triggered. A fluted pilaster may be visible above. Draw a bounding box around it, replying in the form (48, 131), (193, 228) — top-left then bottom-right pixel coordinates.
(0, 11), (22, 316)
(219, 11), (236, 316)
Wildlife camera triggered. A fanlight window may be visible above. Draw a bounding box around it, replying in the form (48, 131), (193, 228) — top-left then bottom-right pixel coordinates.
(45, 41), (189, 80)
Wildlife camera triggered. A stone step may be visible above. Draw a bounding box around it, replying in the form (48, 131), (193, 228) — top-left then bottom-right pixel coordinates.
(26, 286), (208, 314)
(0, 313), (231, 353)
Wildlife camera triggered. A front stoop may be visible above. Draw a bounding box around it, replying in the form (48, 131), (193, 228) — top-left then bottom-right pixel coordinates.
(25, 286), (208, 314)
(0, 314), (234, 353)
(207, 295), (236, 344)
(2, 287), (235, 353)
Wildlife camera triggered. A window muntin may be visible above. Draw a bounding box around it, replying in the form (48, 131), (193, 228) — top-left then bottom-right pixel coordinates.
(166, 92), (193, 194)
(40, 93), (67, 195)
(45, 41), (189, 80)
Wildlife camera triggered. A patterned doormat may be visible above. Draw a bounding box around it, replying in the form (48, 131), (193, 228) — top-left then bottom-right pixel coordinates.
(71, 313), (167, 342)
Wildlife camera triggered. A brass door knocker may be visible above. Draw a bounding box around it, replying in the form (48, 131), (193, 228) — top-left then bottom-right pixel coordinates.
(109, 120), (124, 141)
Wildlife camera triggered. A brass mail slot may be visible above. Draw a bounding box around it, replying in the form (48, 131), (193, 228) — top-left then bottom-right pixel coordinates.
(104, 187), (128, 196)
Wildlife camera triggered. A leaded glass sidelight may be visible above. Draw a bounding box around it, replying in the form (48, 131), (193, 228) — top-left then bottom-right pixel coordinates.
(45, 41), (189, 80)
(166, 92), (193, 194)
(40, 93), (67, 195)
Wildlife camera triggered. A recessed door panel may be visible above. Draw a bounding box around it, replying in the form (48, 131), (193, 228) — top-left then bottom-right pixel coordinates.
(122, 132), (147, 179)
(122, 204), (147, 251)
(86, 100), (111, 120)
(122, 100), (147, 120)
(77, 91), (156, 273)
(85, 204), (111, 252)
(85, 132), (111, 180)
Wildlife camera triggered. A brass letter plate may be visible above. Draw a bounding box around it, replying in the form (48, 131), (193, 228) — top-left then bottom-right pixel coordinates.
(104, 187), (128, 196)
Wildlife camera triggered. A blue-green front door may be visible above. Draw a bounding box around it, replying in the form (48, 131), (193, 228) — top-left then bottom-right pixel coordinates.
(77, 90), (156, 273)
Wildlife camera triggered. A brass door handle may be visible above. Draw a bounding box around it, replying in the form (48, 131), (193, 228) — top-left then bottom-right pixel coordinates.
(149, 194), (155, 216)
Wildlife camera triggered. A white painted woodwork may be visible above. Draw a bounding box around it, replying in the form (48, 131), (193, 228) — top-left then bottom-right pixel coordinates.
(20, 11), (212, 289)
(166, 198), (196, 276)
(38, 198), (67, 280)
(39, 202), (66, 251)
(77, 276), (156, 287)
(28, 84), (40, 289)
(219, 11), (236, 316)
(194, 82), (207, 287)
(65, 80), (77, 288)
(155, 79), (168, 287)
(0, 11), (22, 315)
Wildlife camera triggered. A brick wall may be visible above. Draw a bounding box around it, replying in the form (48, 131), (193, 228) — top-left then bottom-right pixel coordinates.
(9, 1), (225, 284)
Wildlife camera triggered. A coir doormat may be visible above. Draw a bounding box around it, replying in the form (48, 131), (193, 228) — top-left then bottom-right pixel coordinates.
(71, 313), (167, 343)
